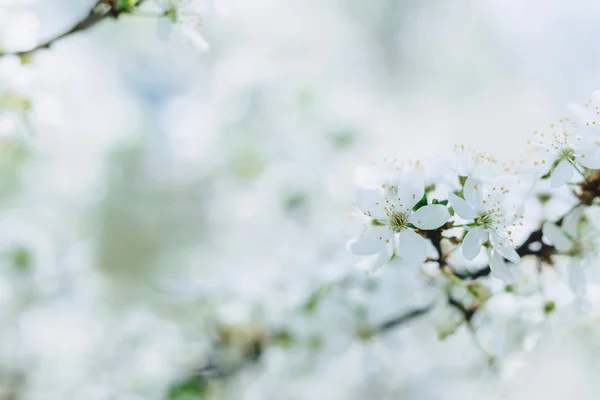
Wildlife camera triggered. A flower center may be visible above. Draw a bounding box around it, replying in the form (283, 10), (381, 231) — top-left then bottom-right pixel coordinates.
(387, 211), (408, 232)
(557, 147), (574, 161)
(475, 211), (493, 228)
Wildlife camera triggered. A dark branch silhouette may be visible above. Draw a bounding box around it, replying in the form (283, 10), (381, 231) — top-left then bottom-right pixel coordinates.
(0, 0), (146, 58)
(375, 303), (435, 333)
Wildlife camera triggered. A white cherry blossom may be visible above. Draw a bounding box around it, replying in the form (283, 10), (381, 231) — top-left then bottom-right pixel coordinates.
(542, 207), (600, 297)
(450, 144), (501, 180)
(448, 176), (521, 281)
(351, 177), (450, 265)
(526, 118), (600, 187)
(155, 0), (210, 51)
(568, 90), (600, 129)
(487, 248), (520, 284)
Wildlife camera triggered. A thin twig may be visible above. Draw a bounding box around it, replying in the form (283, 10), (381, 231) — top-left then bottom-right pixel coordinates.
(0, 0), (146, 58)
(374, 303), (434, 334)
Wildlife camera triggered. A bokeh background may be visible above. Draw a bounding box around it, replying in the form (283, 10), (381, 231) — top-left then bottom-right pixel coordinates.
(1, 0), (600, 399)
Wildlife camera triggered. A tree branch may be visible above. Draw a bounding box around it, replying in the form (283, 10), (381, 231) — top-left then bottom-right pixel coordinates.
(374, 303), (434, 334)
(452, 209), (576, 280)
(452, 227), (550, 280)
(0, 0), (146, 58)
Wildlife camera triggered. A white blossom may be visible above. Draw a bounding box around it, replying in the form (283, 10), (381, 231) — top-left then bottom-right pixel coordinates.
(449, 144), (501, 180)
(155, 0), (210, 51)
(6, 2), (600, 398)
(568, 90), (600, 129)
(526, 118), (600, 187)
(542, 207), (600, 297)
(351, 176), (449, 265)
(448, 176), (521, 282)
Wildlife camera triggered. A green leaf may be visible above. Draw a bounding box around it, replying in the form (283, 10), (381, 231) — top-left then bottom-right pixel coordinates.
(540, 159), (561, 180)
(330, 129), (358, 150)
(301, 284), (332, 314)
(306, 335), (323, 350)
(114, 0), (144, 12)
(167, 376), (210, 400)
(540, 171), (551, 180)
(412, 194), (428, 211)
(283, 192), (309, 218)
(11, 245), (33, 273)
(273, 329), (294, 349)
(543, 301), (556, 315)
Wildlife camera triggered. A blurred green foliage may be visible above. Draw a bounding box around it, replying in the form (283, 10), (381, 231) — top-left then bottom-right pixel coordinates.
(10, 245), (33, 273)
(167, 375), (210, 400)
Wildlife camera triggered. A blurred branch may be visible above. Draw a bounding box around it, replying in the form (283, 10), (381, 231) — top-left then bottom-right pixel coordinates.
(447, 295), (476, 322)
(374, 303), (434, 334)
(0, 0), (146, 58)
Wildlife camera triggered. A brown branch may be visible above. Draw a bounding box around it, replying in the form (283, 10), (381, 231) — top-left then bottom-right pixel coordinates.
(452, 207), (578, 281)
(448, 171), (600, 281)
(447, 295), (478, 322)
(374, 303), (434, 334)
(0, 0), (146, 58)
(452, 226), (553, 280)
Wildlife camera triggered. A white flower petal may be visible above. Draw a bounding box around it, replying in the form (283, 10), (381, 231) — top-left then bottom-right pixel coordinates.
(463, 176), (483, 210)
(409, 204), (450, 230)
(495, 244), (520, 264)
(353, 165), (380, 189)
(448, 192), (477, 220)
(214, 0), (232, 16)
(350, 226), (393, 255)
(373, 247), (392, 268)
(568, 103), (598, 125)
(489, 231), (520, 263)
(542, 222), (572, 253)
(568, 259), (586, 298)
(154, 0), (172, 10)
(576, 154), (600, 169)
(396, 178), (424, 210)
(180, 24), (210, 51)
(156, 18), (173, 41)
(462, 226), (487, 260)
(550, 159), (574, 188)
(562, 207), (582, 238)
(356, 190), (386, 219)
(575, 134), (600, 154)
(397, 229), (427, 264)
(488, 249), (519, 283)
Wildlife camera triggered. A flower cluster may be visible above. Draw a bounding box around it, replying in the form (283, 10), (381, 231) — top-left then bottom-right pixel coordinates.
(3, 2), (600, 398)
(349, 91), (600, 296)
(351, 158), (526, 283)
